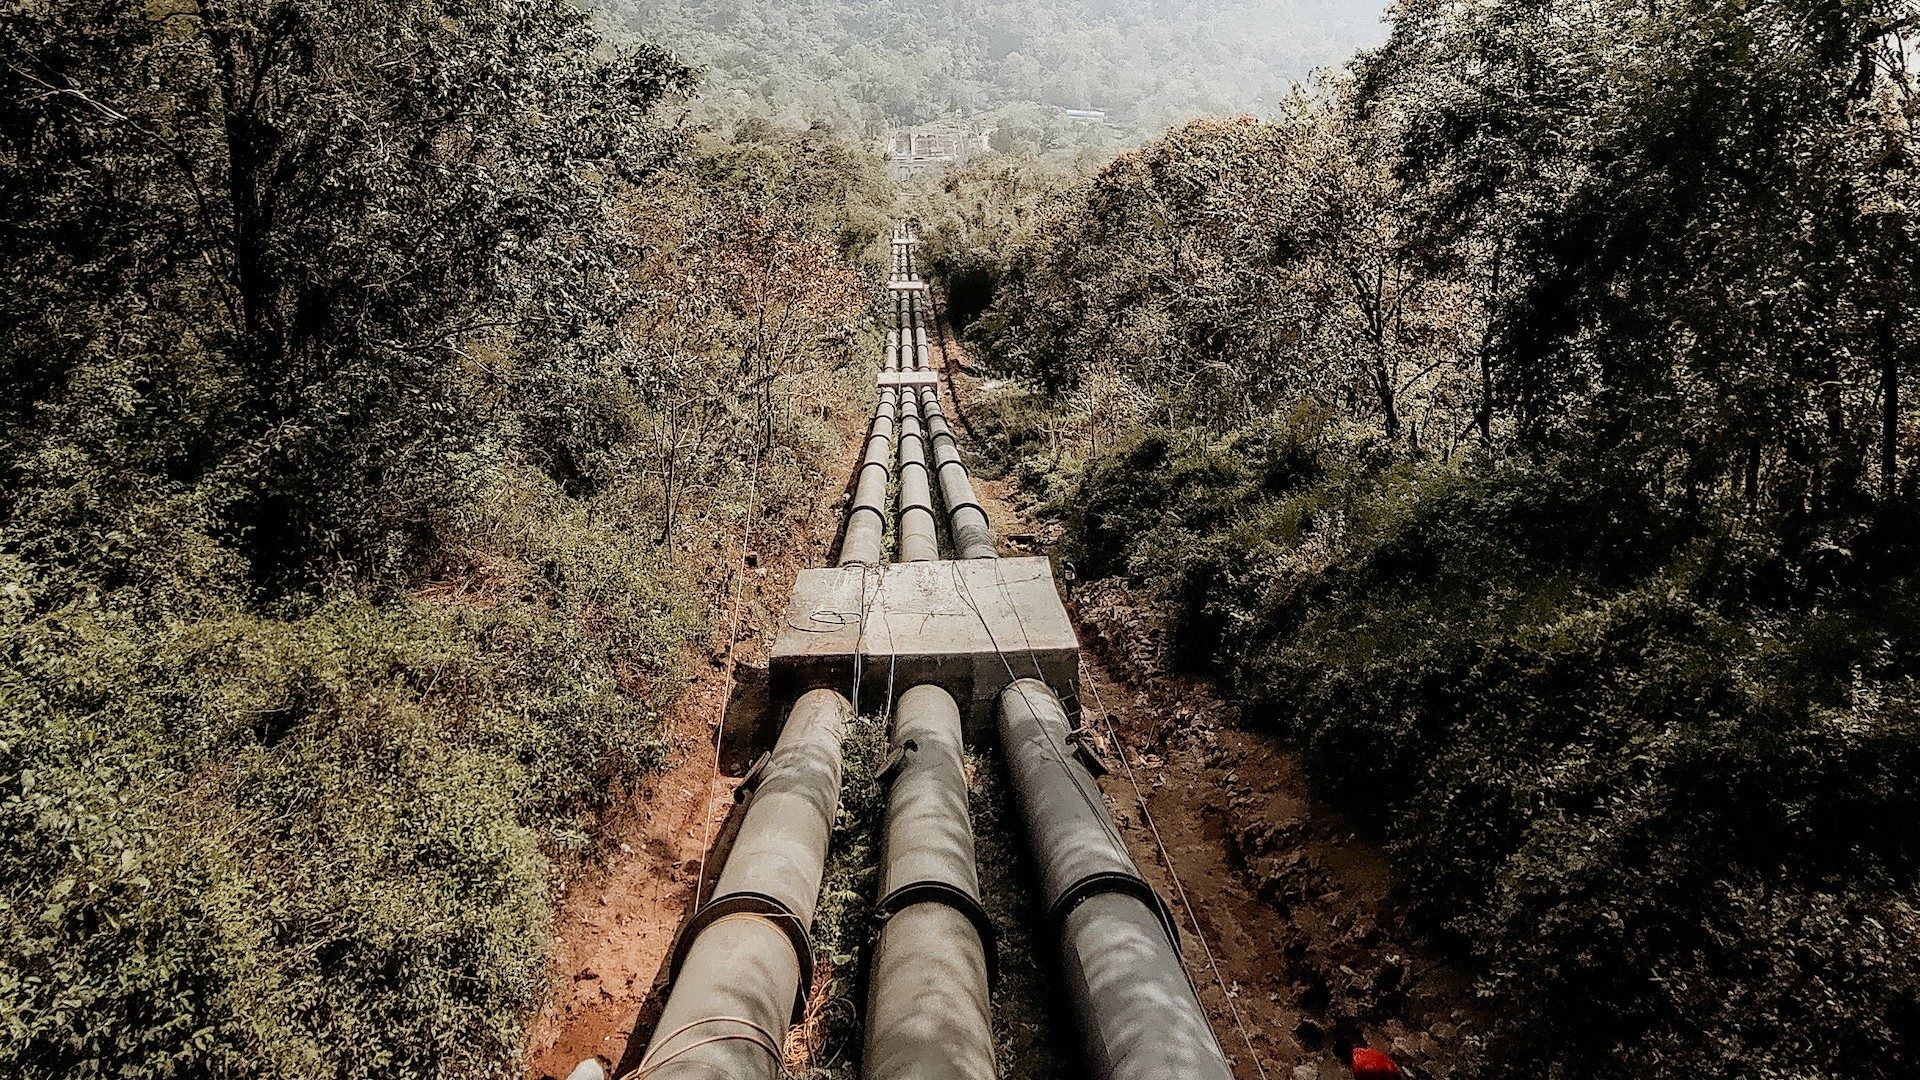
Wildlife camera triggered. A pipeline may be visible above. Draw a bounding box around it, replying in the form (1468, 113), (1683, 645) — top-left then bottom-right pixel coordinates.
(633, 688), (853, 1079)
(895, 293), (911, 370)
(839, 385), (896, 566)
(918, 387), (997, 560)
(895, 382), (941, 562)
(909, 293), (930, 371)
(996, 679), (1232, 1080)
(863, 684), (998, 1080)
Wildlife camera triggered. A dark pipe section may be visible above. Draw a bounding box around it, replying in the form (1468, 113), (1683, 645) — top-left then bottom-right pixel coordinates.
(839, 386), (897, 566)
(864, 684), (997, 1080)
(996, 679), (1231, 1080)
(896, 385), (940, 562)
(637, 689), (853, 1079)
(919, 388), (997, 560)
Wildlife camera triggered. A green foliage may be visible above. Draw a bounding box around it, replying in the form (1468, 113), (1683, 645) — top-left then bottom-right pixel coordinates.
(0, 1), (891, 1076)
(912, 156), (1082, 329)
(1356, 0), (1920, 511)
(944, 110), (1474, 443)
(1060, 423), (1920, 1077)
(0, 512), (696, 1077)
(3, 0), (694, 592)
(793, 712), (888, 1080)
(938, 11), (1920, 1064)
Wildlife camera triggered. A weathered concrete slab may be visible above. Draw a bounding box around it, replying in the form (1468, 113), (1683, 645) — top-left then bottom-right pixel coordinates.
(879, 371), (939, 388)
(770, 557), (1079, 742)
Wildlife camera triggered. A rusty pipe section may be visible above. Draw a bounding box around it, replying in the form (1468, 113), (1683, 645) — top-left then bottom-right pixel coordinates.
(918, 388), (997, 560)
(895, 383), (941, 562)
(996, 680), (1232, 1080)
(839, 385), (897, 566)
(640, 688), (853, 1079)
(863, 685), (997, 1080)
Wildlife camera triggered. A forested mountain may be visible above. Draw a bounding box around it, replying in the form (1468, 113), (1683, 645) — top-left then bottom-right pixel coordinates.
(588, 0), (1389, 132)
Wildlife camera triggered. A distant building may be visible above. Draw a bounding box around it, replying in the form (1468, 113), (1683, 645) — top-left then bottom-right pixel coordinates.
(1062, 108), (1108, 123)
(886, 123), (994, 181)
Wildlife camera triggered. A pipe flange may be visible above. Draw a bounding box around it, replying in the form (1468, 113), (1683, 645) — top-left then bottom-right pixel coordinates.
(945, 497), (992, 524)
(877, 881), (1000, 986)
(1048, 871), (1183, 956)
(670, 892), (816, 1021)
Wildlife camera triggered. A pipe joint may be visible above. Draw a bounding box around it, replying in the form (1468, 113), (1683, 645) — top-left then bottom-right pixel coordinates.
(667, 894), (816, 1022)
(875, 881), (1000, 985)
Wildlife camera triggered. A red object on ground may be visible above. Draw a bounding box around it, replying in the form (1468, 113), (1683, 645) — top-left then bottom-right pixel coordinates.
(1352, 1047), (1402, 1077)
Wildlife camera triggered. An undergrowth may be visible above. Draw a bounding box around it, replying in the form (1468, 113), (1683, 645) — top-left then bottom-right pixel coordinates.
(0, 468), (700, 1079)
(791, 711), (886, 1079)
(1059, 415), (1920, 1079)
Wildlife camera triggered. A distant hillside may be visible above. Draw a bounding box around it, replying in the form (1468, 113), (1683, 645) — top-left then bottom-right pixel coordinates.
(587, 0), (1389, 133)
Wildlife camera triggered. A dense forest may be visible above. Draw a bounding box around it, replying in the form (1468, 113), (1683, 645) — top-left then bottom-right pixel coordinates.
(587, 0), (1388, 135)
(920, 0), (1920, 1075)
(1, 1), (887, 1075)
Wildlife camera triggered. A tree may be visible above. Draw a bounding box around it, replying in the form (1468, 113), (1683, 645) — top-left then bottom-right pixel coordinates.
(1, 0), (692, 597)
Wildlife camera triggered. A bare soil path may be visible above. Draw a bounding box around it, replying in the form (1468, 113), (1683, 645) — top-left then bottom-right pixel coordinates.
(525, 408), (863, 1080)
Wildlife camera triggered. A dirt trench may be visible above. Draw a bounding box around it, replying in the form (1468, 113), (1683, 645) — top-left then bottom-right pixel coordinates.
(526, 286), (1482, 1080)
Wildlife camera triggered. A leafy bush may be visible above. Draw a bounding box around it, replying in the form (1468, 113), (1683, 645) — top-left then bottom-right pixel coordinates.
(1062, 429), (1920, 1078)
(0, 472), (698, 1078)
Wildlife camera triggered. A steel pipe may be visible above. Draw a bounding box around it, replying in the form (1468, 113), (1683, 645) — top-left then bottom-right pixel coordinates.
(840, 389), (896, 567)
(896, 389), (940, 562)
(865, 904), (995, 1080)
(948, 505), (997, 561)
(878, 685), (986, 911)
(916, 389), (996, 560)
(1060, 893), (1231, 1080)
(996, 680), (1229, 1080)
(642, 689), (853, 1079)
(864, 685), (996, 1080)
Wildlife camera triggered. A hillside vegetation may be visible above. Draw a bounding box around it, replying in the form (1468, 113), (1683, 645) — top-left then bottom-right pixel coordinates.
(921, 1), (1920, 1075)
(589, 0), (1388, 135)
(0, 2), (888, 1076)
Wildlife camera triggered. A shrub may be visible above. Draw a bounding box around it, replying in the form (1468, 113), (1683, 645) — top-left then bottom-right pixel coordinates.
(1061, 429), (1920, 1078)
(0, 474), (697, 1078)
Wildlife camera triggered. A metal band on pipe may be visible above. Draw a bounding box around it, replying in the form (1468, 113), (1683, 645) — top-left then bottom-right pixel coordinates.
(647, 689), (852, 1080)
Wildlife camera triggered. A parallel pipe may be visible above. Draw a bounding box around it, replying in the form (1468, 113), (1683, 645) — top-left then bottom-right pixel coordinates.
(839, 387), (896, 566)
(919, 388), (996, 560)
(639, 689), (853, 1079)
(863, 685), (997, 1080)
(908, 293), (930, 371)
(895, 387), (941, 562)
(996, 680), (1231, 1080)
